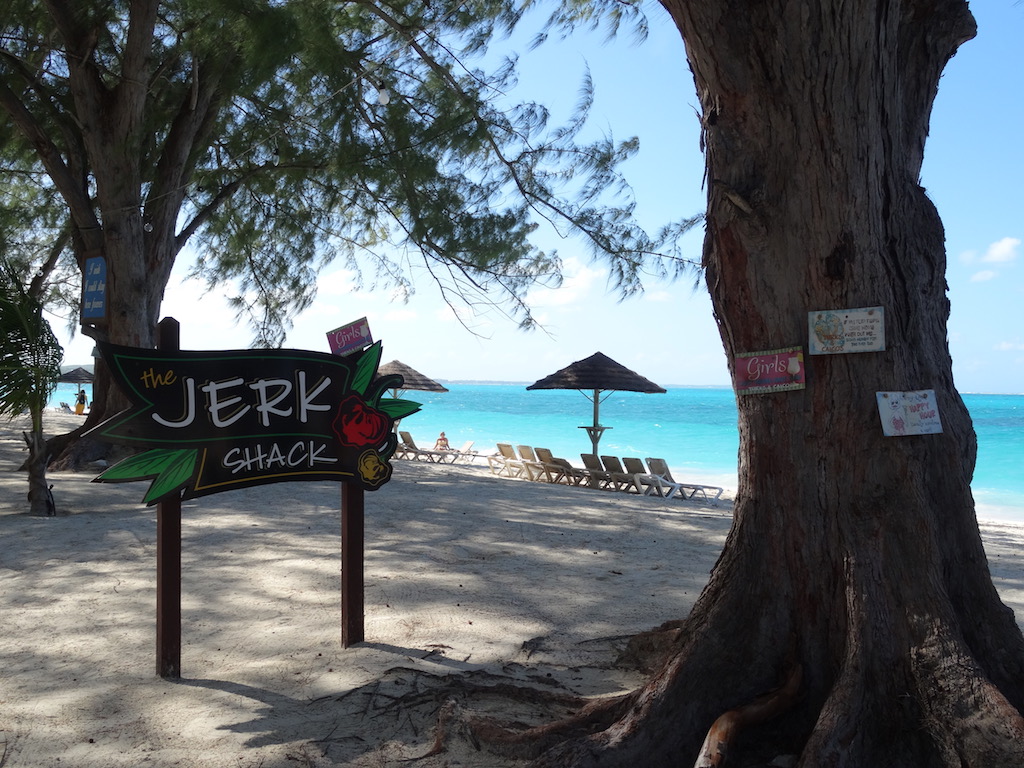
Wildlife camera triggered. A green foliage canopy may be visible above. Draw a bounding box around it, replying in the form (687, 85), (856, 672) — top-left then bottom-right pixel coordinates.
(0, 0), (693, 348)
(0, 258), (63, 430)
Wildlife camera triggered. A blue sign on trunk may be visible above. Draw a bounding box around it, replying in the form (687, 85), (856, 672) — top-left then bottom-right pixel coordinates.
(81, 255), (107, 323)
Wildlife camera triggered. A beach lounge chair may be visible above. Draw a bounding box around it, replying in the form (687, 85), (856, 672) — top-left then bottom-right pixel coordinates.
(600, 456), (644, 494)
(646, 458), (724, 500)
(398, 431), (449, 462)
(580, 453), (615, 489)
(59, 402), (73, 414)
(448, 441), (478, 463)
(622, 457), (685, 498)
(488, 442), (527, 478)
(517, 445), (565, 483)
(534, 448), (588, 486)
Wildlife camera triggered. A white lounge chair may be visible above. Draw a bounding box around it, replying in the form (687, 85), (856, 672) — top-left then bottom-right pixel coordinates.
(488, 442), (527, 477)
(600, 455), (644, 494)
(646, 458), (724, 500)
(622, 457), (685, 498)
(534, 448), (585, 485)
(398, 431), (450, 462)
(580, 454), (615, 489)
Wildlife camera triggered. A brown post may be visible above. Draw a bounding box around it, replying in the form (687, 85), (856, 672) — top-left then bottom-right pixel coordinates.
(156, 317), (182, 678)
(340, 482), (365, 647)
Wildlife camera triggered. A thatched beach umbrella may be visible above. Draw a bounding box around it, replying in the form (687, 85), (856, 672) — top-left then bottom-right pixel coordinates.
(375, 360), (449, 398)
(57, 366), (94, 384)
(527, 352), (666, 454)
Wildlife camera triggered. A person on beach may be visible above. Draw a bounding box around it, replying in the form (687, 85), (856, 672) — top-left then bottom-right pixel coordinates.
(74, 389), (88, 415)
(434, 431), (450, 451)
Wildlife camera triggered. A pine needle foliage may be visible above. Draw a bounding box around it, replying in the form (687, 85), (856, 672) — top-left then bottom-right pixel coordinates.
(0, 0), (696, 348)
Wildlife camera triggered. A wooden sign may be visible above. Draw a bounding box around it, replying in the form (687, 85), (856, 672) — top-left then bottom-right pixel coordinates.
(808, 306), (885, 354)
(735, 347), (805, 395)
(86, 341), (420, 504)
(876, 390), (943, 436)
(327, 317), (373, 356)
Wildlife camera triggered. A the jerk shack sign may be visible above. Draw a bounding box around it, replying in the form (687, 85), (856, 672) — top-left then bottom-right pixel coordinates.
(87, 342), (419, 504)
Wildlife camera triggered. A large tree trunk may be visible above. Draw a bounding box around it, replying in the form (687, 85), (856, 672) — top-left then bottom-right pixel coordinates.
(45, 0), (173, 468)
(529, 2), (1024, 765)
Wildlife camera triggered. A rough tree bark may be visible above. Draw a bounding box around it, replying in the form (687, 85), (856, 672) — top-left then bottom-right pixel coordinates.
(522, 2), (1024, 766)
(22, 427), (55, 516)
(31, 1), (208, 467)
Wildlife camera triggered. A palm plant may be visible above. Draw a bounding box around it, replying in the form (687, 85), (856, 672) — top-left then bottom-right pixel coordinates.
(0, 257), (63, 514)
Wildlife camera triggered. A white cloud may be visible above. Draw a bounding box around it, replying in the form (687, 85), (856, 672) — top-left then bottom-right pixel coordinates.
(383, 308), (418, 323)
(526, 258), (605, 308)
(995, 341), (1024, 352)
(644, 289), (673, 303)
(314, 268), (362, 297)
(970, 270), (997, 282)
(983, 237), (1020, 263)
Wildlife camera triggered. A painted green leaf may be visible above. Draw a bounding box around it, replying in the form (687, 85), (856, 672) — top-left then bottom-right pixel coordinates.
(377, 398), (421, 420)
(351, 341), (382, 395)
(143, 450), (197, 504)
(99, 448), (183, 481)
(97, 448), (197, 504)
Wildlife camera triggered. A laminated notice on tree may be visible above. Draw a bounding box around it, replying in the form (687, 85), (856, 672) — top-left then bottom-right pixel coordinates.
(876, 390), (943, 436)
(808, 306), (884, 354)
(735, 347), (805, 395)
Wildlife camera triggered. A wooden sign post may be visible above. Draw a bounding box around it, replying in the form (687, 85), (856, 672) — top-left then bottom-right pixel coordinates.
(155, 318), (182, 678)
(85, 319), (421, 675)
(341, 483), (365, 647)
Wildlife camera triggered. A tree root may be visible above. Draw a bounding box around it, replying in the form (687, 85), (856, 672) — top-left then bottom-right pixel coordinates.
(616, 619), (687, 672)
(341, 663), (638, 763)
(693, 664), (802, 768)
(911, 621), (1024, 767)
(465, 692), (634, 760)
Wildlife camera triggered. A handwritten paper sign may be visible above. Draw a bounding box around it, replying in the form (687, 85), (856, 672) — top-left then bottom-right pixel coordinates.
(327, 317), (373, 356)
(808, 306), (885, 354)
(735, 347), (805, 395)
(86, 342), (421, 504)
(81, 255), (108, 324)
(876, 390), (943, 436)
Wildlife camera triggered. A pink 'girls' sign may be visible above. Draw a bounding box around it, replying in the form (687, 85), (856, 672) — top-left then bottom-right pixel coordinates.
(735, 347), (805, 395)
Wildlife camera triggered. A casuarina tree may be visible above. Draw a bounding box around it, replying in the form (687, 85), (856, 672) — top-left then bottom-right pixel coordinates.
(0, 0), (688, 466)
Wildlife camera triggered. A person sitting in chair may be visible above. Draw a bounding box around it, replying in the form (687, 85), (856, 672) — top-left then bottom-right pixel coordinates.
(434, 431), (450, 451)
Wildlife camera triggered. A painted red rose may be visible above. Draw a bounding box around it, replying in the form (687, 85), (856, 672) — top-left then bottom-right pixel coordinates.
(333, 395), (389, 448)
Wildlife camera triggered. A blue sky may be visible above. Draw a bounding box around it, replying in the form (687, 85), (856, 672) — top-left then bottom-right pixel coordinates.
(56, 3), (1023, 393)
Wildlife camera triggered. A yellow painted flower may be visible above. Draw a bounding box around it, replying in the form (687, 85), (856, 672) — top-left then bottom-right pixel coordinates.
(358, 450), (390, 487)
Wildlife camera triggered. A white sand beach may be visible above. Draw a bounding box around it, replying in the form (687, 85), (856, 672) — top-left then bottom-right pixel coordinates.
(2, 413), (1022, 767)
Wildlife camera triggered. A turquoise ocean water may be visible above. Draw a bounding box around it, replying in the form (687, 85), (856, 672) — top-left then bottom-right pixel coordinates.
(47, 382), (1023, 522)
(393, 384), (1024, 523)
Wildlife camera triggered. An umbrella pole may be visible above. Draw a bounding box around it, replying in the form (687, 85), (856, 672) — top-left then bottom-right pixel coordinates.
(578, 390), (610, 455)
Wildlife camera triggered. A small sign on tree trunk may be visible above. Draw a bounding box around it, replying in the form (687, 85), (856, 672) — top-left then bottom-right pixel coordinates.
(735, 347), (805, 394)
(80, 255), (108, 326)
(876, 390), (943, 436)
(808, 306), (885, 354)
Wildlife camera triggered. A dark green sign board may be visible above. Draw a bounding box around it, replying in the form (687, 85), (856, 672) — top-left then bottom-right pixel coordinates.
(87, 341), (419, 504)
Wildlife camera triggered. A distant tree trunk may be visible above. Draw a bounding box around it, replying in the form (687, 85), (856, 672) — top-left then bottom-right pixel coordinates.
(22, 422), (55, 516)
(530, 2), (1024, 765)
